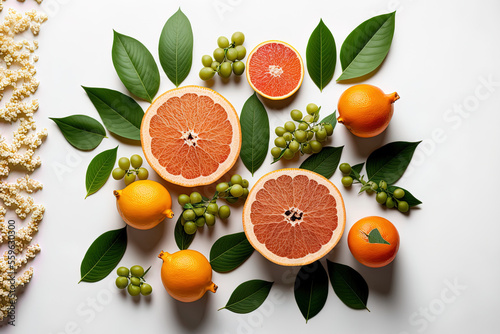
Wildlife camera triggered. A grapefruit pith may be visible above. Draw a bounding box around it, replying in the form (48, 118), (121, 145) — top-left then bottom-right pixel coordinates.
(246, 40), (304, 100)
(141, 86), (241, 187)
(243, 169), (346, 266)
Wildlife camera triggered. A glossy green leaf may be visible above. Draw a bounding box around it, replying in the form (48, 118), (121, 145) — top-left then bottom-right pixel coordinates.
(159, 8), (193, 87)
(387, 186), (422, 207)
(366, 141), (421, 184)
(294, 260), (329, 322)
(174, 215), (195, 250)
(210, 232), (254, 273)
(85, 146), (118, 198)
(79, 227), (127, 283)
(337, 12), (396, 81)
(365, 228), (390, 244)
(327, 260), (369, 310)
(240, 93), (270, 175)
(306, 19), (336, 91)
(83, 87), (144, 140)
(50, 115), (106, 150)
(320, 111), (337, 128)
(219, 280), (273, 314)
(300, 146), (344, 179)
(112, 31), (160, 102)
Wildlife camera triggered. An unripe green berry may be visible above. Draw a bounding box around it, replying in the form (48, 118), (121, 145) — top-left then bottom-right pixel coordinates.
(376, 191), (388, 204)
(339, 163), (351, 175)
(341, 176), (353, 187)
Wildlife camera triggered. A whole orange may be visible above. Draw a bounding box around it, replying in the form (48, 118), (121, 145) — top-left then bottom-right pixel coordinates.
(337, 84), (399, 138)
(158, 250), (217, 302)
(347, 216), (399, 268)
(114, 180), (174, 230)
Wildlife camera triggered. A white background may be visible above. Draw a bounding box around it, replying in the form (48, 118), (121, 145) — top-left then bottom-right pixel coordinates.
(1, 0), (500, 333)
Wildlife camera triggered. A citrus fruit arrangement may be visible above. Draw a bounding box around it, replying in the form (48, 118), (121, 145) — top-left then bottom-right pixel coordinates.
(62, 7), (422, 325)
(243, 169), (345, 266)
(337, 84), (400, 138)
(141, 85), (241, 187)
(246, 40), (304, 100)
(158, 250), (217, 302)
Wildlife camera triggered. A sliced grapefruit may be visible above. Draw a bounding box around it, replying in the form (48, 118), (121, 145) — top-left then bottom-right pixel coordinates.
(141, 86), (241, 187)
(243, 169), (346, 266)
(246, 40), (304, 100)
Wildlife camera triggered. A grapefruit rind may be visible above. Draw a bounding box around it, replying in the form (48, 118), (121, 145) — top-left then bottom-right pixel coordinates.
(242, 168), (346, 266)
(246, 40), (305, 101)
(141, 86), (241, 187)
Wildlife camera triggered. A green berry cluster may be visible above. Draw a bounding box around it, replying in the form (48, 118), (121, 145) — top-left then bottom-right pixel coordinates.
(112, 154), (149, 186)
(115, 265), (152, 296)
(271, 103), (334, 161)
(199, 32), (246, 80)
(178, 174), (250, 235)
(339, 163), (410, 213)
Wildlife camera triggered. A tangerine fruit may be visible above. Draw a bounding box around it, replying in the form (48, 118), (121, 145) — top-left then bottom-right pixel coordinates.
(140, 86), (241, 187)
(347, 216), (400, 268)
(114, 180), (173, 230)
(337, 84), (399, 138)
(242, 169), (346, 266)
(246, 40), (304, 100)
(158, 250), (217, 303)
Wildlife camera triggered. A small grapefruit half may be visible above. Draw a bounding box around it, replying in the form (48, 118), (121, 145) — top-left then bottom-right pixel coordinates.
(141, 86), (241, 187)
(246, 40), (304, 100)
(243, 169), (346, 266)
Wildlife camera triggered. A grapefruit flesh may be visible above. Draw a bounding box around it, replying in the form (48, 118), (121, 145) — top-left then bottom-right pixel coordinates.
(141, 86), (241, 187)
(246, 41), (304, 100)
(243, 169), (346, 266)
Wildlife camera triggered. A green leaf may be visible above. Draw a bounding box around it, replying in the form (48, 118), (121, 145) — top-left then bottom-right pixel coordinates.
(174, 215), (195, 250)
(326, 260), (369, 310)
(387, 186), (422, 207)
(240, 93), (270, 176)
(337, 12), (396, 81)
(306, 19), (336, 91)
(349, 162), (364, 181)
(219, 280), (273, 314)
(366, 141), (421, 184)
(364, 228), (390, 245)
(79, 227), (127, 283)
(85, 146), (118, 198)
(159, 8), (193, 87)
(300, 146), (344, 179)
(112, 31), (160, 102)
(320, 110), (337, 129)
(210, 232), (254, 273)
(50, 115), (106, 150)
(82, 87), (144, 140)
(294, 260), (329, 322)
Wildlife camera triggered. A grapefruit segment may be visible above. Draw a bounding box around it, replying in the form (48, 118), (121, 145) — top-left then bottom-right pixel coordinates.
(141, 86), (241, 187)
(243, 169), (346, 266)
(246, 41), (304, 100)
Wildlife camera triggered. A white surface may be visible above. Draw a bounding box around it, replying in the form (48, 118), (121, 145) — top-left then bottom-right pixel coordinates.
(2, 0), (500, 333)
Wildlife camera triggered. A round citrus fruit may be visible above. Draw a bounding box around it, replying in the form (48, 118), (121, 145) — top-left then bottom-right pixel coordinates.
(337, 84), (399, 138)
(141, 86), (241, 187)
(243, 169), (345, 266)
(158, 249), (217, 303)
(114, 180), (173, 230)
(347, 216), (400, 268)
(246, 40), (304, 100)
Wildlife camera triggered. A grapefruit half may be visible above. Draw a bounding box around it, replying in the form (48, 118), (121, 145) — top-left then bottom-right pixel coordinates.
(243, 169), (346, 266)
(246, 40), (304, 100)
(141, 86), (241, 187)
